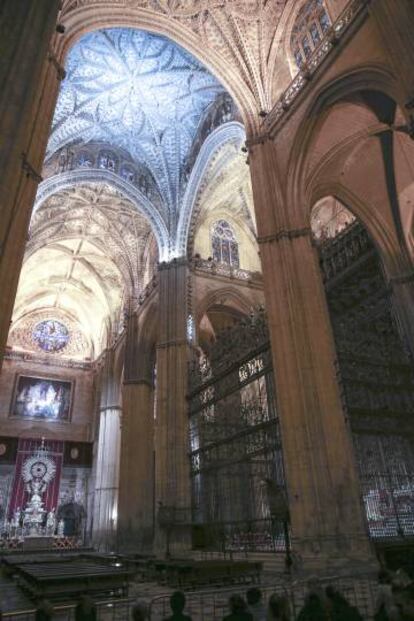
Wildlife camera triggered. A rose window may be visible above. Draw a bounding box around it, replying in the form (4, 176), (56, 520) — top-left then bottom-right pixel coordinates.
(32, 320), (70, 353)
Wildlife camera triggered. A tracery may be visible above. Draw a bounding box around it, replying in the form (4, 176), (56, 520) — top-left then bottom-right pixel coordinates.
(211, 220), (240, 267)
(291, 0), (331, 68)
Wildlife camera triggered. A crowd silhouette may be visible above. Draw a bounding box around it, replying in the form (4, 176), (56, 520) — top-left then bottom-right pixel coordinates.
(31, 567), (414, 620)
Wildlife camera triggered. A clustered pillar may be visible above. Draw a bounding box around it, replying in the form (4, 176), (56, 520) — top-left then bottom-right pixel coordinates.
(118, 313), (155, 550)
(154, 259), (192, 555)
(248, 139), (375, 571)
(93, 405), (122, 550)
(0, 0), (62, 368)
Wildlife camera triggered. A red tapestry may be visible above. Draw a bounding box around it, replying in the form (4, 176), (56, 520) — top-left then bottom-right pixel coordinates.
(8, 438), (63, 519)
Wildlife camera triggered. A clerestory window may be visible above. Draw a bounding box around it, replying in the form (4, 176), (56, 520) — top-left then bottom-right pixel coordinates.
(211, 220), (239, 268)
(291, 0), (331, 69)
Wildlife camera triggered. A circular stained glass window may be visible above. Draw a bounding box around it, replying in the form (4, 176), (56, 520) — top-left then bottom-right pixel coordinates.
(32, 320), (69, 353)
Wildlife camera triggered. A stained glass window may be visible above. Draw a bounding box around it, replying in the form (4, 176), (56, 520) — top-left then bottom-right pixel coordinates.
(291, 0), (331, 69)
(98, 151), (117, 172)
(120, 165), (135, 183)
(76, 152), (93, 168)
(32, 320), (70, 353)
(211, 220), (239, 268)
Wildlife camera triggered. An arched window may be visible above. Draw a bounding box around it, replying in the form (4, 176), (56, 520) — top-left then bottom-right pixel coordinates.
(211, 220), (239, 267)
(291, 0), (331, 69)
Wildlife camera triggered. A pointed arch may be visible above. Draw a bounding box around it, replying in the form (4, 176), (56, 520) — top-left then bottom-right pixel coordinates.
(58, 5), (258, 136)
(35, 169), (170, 261)
(175, 122), (246, 258)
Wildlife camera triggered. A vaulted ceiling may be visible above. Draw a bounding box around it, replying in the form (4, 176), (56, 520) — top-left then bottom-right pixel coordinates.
(10, 183), (153, 358)
(47, 28), (226, 223)
(60, 0), (290, 121)
(14, 17), (269, 359)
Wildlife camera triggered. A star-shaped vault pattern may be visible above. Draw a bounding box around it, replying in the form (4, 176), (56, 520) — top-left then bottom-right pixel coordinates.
(48, 28), (226, 224)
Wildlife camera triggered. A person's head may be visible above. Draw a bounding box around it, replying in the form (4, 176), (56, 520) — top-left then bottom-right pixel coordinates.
(170, 591), (186, 614)
(268, 594), (290, 621)
(246, 588), (262, 606)
(78, 595), (95, 611)
(305, 591), (323, 608)
(132, 601), (148, 621)
(36, 599), (54, 619)
(378, 569), (392, 584)
(229, 594), (247, 614)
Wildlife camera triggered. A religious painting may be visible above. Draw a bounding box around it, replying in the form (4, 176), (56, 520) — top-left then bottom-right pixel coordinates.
(10, 375), (73, 422)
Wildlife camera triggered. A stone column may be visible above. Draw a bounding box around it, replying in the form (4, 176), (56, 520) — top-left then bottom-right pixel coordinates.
(93, 348), (122, 550)
(0, 0), (62, 366)
(118, 313), (155, 551)
(93, 405), (122, 550)
(248, 140), (375, 571)
(154, 259), (191, 555)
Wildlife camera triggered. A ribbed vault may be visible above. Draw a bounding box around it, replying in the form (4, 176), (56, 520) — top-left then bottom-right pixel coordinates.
(10, 183), (155, 359)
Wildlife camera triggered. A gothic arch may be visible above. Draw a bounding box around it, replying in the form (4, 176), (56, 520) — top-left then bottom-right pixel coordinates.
(57, 4), (259, 136)
(309, 182), (407, 278)
(34, 169), (170, 261)
(196, 286), (253, 325)
(177, 122), (246, 258)
(288, 65), (400, 192)
(284, 67), (402, 244)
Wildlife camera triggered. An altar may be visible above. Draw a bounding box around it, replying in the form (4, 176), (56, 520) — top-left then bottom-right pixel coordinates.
(3, 439), (69, 548)
(23, 536), (55, 551)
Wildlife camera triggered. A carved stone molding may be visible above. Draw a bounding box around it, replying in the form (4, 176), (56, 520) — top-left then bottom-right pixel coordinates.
(257, 227), (311, 244)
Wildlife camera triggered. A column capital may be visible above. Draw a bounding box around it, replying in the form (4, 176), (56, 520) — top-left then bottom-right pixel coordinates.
(156, 338), (188, 349)
(388, 270), (414, 287)
(99, 405), (122, 412)
(257, 227), (311, 245)
(123, 377), (153, 388)
(158, 257), (188, 271)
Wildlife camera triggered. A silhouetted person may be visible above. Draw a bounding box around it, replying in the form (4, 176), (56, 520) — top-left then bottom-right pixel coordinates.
(325, 586), (363, 621)
(75, 595), (97, 621)
(375, 570), (400, 621)
(162, 591), (192, 621)
(223, 594), (253, 621)
(246, 588), (266, 621)
(132, 601), (148, 621)
(266, 594), (291, 621)
(35, 599), (54, 621)
(296, 592), (329, 621)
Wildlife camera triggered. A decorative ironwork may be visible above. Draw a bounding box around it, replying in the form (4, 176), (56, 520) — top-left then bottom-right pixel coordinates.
(262, 0), (367, 137)
(188, 309), (286, 553)
(291, 0), (332, 69)
(192, 256), (261, 283)
(319, 221), (414, 540)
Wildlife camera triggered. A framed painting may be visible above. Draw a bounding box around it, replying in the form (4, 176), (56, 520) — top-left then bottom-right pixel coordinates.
(10, 375), (73, 422)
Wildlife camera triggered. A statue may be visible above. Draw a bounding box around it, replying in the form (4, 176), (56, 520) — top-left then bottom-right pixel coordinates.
(46, 509), (56, 535)
(21, 439), (57, 536)
(57, 519), (65, 537)
(14, 507), (21, 528)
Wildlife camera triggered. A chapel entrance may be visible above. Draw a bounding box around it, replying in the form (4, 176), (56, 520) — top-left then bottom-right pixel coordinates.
(188, 309), (287, 554)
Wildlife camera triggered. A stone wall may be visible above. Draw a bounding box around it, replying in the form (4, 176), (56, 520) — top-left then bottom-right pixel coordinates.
(0, 357), (96, 442)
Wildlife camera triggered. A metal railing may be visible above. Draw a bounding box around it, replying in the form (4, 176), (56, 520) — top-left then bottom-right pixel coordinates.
(192, 257), (262, 284)
(3, 598), (135, 621)
(2, 574), (379, 621)
(149, 575), (378, 620)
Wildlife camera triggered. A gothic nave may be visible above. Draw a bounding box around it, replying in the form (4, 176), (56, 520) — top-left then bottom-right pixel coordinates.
(1, 0), (414, 618)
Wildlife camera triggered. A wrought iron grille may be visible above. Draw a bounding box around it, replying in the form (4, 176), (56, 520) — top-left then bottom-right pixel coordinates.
(318, 221), (414, 540)
(188, 310), (287, 553)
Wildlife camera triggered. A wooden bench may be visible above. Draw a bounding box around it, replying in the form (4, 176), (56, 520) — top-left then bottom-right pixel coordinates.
(150, 558), (262, 588)
(12, 560), (133, 602)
